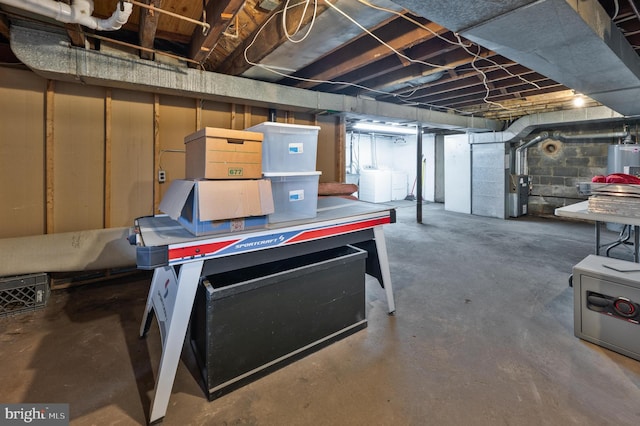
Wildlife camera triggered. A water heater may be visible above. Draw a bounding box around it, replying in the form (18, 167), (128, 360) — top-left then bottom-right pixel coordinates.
(607, 144), (640, 174)
(606, 144), (640, 231)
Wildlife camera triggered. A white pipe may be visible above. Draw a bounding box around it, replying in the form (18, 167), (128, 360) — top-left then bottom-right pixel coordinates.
(0, 0), (132, 31)
(0, 0), (72, 21)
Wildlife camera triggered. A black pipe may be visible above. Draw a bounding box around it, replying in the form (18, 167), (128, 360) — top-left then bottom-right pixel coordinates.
(417, 125), (423, 224)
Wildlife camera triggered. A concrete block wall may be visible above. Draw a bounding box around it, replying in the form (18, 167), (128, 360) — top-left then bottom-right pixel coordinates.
(526, 139), (608, 216)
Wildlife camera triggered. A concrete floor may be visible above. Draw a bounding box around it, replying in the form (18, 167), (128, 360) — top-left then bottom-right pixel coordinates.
(2, 202), (640, 425)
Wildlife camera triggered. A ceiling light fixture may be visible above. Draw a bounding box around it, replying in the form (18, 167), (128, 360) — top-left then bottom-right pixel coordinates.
(573, 93), (585, 107)
(352, 122), (417, 135)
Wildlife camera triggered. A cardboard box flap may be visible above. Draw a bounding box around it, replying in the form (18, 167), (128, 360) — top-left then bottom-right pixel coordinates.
(159, 180), (196, 220)
(184, 127), (263, 144)
(258, 180), (275, 214)
(197, 180), (274, 221)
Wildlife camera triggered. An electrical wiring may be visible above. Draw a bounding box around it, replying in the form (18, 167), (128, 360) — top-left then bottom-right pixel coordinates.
(453, 32), (542, 112)
(323, 0), (455, 70)
(243, 0), (534, 115)
(243, 1), (476, 116)
(355, 0), (543, 113)
(353, 0), (547, 114)
(158, 149), (185, 172)
(282, 0), (318, 43)
(243, 4), (425, 100)
(356, 0), (472, 49)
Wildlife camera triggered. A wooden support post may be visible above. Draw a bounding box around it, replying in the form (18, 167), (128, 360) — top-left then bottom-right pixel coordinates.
(195, 98), (202, 130)
(153, 95), (161, 213)
(230, 103), (237, 129)
(104, 89), (112, 228)
(286, 111), (294, 124)
(244, 105), (251, 129)
(45, 80), (55, 234)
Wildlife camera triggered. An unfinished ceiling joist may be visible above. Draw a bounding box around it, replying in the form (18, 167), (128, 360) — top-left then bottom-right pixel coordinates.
(393, 0), (640, 117)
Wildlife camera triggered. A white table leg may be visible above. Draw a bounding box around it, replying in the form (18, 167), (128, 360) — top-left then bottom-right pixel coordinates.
(148, 260), (204, 424)
(140, 267), (167, 338)
(373, 225), (396, 314)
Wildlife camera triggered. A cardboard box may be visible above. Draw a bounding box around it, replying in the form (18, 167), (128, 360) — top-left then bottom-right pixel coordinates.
(185, 128), (263, 179)
(159, 179), (275, 236)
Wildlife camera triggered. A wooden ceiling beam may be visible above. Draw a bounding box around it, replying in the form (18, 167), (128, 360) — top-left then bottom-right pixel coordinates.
(0, 13), (10, 39)
(386, 66), (538, 101)
(65, 24), (87, 47)
(429, 83), (565, 110)
(188, 0), (246, 65)
(292, 19), (446, 89)
(59, 1), (86, 47)
(408, 75), (551, 105)
(139, 0), (162, 60)
(335, 47), (496, 97)
(215, 2), (329, 75)
(302, 32), (462, 93)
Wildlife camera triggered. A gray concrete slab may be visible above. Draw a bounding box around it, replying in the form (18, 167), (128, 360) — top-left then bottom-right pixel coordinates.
(1, 202), (639, 425)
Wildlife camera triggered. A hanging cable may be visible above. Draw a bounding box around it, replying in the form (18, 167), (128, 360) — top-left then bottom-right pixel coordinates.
(356, 0), (472, 48)
(613, 0), (620, 20)
(242, 0), (488, 115)
(282, 0), (318, 43)
(353, 0), (543, 113)
(324, 0), (455, 69)
(629, 0), (640, 22)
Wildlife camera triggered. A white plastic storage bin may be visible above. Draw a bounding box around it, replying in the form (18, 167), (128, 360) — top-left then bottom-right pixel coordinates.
(263, 172), (321, 223)
(246, 122), (320, 173)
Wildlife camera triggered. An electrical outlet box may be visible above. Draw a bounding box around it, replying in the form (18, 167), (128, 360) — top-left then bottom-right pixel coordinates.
(158, 170), (166, 183)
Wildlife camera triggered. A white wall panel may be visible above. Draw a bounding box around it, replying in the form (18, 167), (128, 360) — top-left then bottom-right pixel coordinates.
(444, 134), (471, 214)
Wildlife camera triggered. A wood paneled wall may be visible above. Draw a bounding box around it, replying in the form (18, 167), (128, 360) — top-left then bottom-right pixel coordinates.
(0, 67), (334, 239)
(0, 69), (46, 237)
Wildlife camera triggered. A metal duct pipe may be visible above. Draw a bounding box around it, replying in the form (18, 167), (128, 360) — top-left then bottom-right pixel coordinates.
(552, 130), (629, 141)
(0, 0), (133, 31)
(515, 132), (549, 175)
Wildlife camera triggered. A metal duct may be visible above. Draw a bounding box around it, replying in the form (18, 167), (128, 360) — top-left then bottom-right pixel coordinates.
(0, 227), (136, 276)
(0, 0), (133, 31)
(469, 106), (624, 144)
(515, 132), (549, 175)
(552, 130), (629, 141)
(241, 0), (403, 81)
(513, 128), (630, 177)
(9, 24), (502, 132)
(393, 0), (640, 117)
